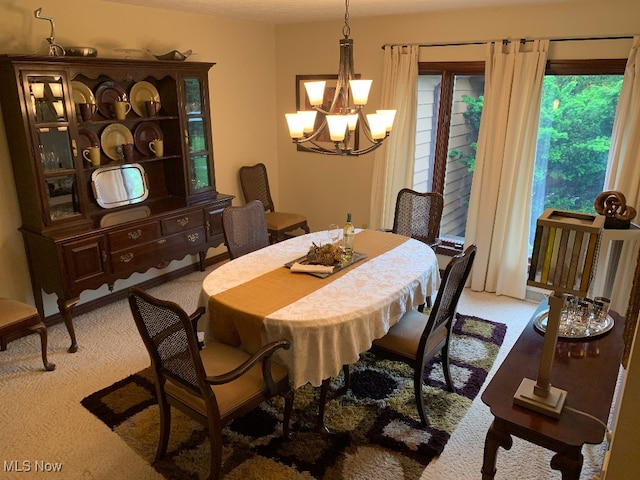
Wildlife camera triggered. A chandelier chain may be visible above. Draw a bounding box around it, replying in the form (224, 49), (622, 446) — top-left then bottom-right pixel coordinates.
(342, 0), (351, 38)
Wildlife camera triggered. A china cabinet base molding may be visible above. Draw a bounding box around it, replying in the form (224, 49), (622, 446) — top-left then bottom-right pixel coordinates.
(0, 55), (232, 352)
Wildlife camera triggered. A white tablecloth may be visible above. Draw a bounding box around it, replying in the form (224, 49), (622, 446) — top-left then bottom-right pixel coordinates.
(200, 230), (439, 388)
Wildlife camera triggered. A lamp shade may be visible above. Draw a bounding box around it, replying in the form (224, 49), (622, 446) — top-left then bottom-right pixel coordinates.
(366, 113), (387, 140)
(528, 209), (605, 297)
(326, 115), (348, 141)
(304, 81), (326, 106)
(349, 79), (372, 105)
(285, 113), (305, 139)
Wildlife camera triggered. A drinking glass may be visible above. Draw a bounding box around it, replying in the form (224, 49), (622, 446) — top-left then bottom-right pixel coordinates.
(328, 224), (340, 245)
(590, 296), (611, 333)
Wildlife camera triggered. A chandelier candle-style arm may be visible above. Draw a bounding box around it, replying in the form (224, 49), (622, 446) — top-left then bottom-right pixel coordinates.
(285, 0), (395, 156)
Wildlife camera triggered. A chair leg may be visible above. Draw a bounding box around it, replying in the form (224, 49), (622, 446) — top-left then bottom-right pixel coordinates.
(30, 323), (55, 371)
(414, 362), (429, 426)
(155, 394), (171, 462)
(317, 378), (331, 433)
(441, 343), (455, 392)
(282, 387), (294, 439)
(208, 423), (224, 480)
(341, 364), (350, 392)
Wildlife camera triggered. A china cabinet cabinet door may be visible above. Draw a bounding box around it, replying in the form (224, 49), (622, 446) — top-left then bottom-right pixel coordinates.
(182, 75), (214, 195)
(24, 73), (85, 225)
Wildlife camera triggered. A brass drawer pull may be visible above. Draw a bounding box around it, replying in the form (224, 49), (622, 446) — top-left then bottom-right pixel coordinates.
(120, 252), (134, 263)
(128, 229), (142, 240)
(157, 239), (167, 245)
(176, 217), (190, 227)
(187, 232), (199, 243)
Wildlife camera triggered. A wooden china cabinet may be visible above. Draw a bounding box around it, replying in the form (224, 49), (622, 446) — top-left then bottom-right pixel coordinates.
(0, 55), (232, 352)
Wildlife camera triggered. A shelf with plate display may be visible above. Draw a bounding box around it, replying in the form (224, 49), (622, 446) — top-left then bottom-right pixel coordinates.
(0, 54), (233, 353)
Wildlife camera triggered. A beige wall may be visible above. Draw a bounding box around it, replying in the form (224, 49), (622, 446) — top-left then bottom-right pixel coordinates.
(0, 0), (277, 309)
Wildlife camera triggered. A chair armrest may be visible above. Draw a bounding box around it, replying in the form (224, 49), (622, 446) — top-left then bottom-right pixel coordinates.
(189, 306), (206, 349)
(204, 339), (290, 392)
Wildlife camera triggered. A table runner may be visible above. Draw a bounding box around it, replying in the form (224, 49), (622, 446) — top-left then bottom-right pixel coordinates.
(209, 229), (409, 353)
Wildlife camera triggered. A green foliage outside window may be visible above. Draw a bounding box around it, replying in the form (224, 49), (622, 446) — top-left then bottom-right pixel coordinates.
(449, 75), (622, 215)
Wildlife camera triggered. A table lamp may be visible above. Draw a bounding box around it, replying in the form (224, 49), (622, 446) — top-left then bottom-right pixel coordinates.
(514, 209), (604, 417)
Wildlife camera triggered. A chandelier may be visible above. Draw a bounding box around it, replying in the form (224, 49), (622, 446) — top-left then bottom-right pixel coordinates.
(285, 0), (396, 156)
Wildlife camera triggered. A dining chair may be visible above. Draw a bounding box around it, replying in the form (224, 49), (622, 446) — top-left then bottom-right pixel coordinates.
(239, 163), (310, 242)
(367, 244), (477, 426)
(222, 200), (271, 260)
(0, 298), (55, 371)
(392, 188), (444, 248)
(128, 287), (294, 480)
(391, 188), (444, 307)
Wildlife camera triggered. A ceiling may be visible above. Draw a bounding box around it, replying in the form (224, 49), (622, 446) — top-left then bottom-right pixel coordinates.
(101, 0), (563, 25)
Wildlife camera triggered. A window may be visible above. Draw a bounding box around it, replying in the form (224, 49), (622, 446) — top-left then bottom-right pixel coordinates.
(529, 60), (625, 252)
(415, 59), (625, 256)
(415, 62), (485, 253)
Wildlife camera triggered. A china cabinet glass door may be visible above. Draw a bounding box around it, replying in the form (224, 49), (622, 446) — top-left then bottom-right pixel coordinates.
(27, 74), (80, 222)
(183, 77), (213, 193)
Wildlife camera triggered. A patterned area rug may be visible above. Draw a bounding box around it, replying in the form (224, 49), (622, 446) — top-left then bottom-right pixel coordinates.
(82, 313), (506, 479)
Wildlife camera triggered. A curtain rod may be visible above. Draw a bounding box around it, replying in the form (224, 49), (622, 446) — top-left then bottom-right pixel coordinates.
(381, 34), (636, 49)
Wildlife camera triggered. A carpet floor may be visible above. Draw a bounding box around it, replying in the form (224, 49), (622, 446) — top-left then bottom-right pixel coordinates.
(0, 264), (613, 479)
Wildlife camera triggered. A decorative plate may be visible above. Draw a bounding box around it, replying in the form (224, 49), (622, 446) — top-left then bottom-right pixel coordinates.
(70, 81), (95, 105)
(100, 124), (134, 160)
(129, 81), (161, 117)
(134, 121), (163, 156)
(78, 127), (100, 152)
(95, 81), (127, 119)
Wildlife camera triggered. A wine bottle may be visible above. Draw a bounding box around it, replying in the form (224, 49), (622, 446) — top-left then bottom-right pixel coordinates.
(343, 213), (355, 261)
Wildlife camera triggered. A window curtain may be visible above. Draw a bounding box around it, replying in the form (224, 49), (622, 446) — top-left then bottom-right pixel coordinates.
(465, 39), (549, 299)
(370, 45), (419, 230)
(603, 36), (640, 365)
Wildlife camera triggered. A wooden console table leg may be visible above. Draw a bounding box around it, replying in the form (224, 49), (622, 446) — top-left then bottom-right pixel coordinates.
(58, 298), (79, 353)
(550, 449), (583, 480)
(482, 420), (513, 480)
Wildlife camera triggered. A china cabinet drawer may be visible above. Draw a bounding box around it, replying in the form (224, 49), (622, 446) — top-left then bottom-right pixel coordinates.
(108, 221), (161, 251)
(110, 227), (206, 275)
(161, 210), (204, 235)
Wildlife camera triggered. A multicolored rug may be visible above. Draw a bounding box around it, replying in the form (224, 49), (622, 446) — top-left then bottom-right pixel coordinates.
(82, 313), (506, 479)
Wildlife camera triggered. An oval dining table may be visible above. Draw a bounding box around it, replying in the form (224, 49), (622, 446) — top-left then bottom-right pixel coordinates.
(199, 228), (440, 428)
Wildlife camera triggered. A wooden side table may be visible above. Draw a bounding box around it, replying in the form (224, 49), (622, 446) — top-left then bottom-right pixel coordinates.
(481, 301), (624, 479)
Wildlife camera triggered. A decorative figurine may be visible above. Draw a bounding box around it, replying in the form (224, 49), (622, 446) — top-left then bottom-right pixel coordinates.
(594, 190), (637, 229)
